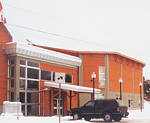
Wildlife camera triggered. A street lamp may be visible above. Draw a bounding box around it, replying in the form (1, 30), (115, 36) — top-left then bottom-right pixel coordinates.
(91, 72), (96, 100)
(119, 77), (123, 100)
(139, 82), (142, 112)
(57, 75), (64, 123)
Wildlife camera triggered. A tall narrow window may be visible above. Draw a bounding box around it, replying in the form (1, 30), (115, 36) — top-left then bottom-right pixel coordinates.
(52, 72), (55, 81)
(20, 67), (25, 78)
(11, 92), (14, 102)
(65, 74), (72, 83)
(11, 66), (14, 77)
(11, 79), (14, 88)
(99, 66), (105, 88)
(19, 92), (25, 103)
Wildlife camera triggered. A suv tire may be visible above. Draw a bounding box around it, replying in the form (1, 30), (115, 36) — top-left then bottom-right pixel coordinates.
(73, 113), (79, 120)
(114, 118), (121, 122)
(104, 114), (112, 122)
(84, 116), (91, 121)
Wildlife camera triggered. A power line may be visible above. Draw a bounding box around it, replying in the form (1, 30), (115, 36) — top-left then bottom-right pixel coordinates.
(7, 23), (92, 42)
(7, 23), (107, 49)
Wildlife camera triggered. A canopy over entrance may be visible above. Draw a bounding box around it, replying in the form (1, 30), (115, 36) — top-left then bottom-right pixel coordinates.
(44, 81), (101, 93)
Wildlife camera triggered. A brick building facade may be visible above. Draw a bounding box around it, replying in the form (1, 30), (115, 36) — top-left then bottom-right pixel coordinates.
(0, 22), (145, 116)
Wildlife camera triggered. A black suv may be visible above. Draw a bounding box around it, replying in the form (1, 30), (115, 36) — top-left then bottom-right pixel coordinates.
(69, 99), (122, 122)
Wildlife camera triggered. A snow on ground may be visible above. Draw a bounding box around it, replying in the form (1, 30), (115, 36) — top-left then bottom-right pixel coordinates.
(0, 101), (150, 123)
(128, 101), (150, 121)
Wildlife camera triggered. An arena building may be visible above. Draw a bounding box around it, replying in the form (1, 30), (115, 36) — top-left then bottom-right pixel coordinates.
(0, 22), (145, 116)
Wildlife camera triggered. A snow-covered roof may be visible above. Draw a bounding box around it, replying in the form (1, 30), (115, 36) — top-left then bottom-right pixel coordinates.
(3, 42), (82, 68)
(44, 81), (101, 93)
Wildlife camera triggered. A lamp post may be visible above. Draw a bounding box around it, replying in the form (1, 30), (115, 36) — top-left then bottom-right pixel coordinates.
(57, 75), (63, 123)
(91, 72), (96, 100)
(139, 82), (142, 112)
(119, 77), (123, 100)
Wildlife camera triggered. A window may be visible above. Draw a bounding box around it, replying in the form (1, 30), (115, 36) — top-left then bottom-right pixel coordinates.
(20, 79), (25, 89)
(65, 74), (72, 83)
(10, 59), (15, 65)
(27, 61), (39, 67)
(27, 92), (39, 103)
(20, 60), (26, 65)
(22, 105), (25, 115)
(11, 92), (14, 101)
(41, 70), (51, 80)
(52, 72), (55, 81)
(99, 66), (105, 88)
(19, 92), (25, 103)
(20, 67), (25, 78)
(19, 60), (40, 116)
(27, 68), (39, 79)
(11, 79), (14, 88)
(27, 80), (39, 90)
(11, 66), (14, 77)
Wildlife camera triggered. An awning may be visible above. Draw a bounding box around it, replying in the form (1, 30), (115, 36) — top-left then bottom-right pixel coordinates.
(44, 81), (101, 94)
(3, 42), (82, 68)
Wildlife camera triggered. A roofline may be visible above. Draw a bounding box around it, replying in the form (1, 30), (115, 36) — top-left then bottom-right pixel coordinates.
(33, 44), (146, 66)
(79, 51), (146, 66)
(4, 42), (82, 68)
(0, 22), (12, 42)
(33, 44), (78, 54)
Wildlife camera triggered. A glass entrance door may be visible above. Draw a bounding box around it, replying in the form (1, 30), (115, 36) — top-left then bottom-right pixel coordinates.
(54, 98), (63, 115)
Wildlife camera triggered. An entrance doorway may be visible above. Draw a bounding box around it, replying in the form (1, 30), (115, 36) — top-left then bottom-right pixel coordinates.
(54, 98), (63, 115)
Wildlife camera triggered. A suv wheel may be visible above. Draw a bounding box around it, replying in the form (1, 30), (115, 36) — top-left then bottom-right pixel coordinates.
(73, 113), (79, 120)
(114, 118), (121, 122)
(84, 116), (91, 121)
(104, 114), (112, 122)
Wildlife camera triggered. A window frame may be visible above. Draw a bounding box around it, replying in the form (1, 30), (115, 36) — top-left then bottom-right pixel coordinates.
(99, 66), (105, 88)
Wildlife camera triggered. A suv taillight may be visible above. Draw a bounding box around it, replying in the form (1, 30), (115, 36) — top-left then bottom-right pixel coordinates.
(117, 107), (120, 112)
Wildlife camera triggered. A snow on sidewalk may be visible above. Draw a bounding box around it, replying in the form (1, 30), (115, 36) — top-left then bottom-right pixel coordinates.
(128, 101), (150, 121)
(0, 101), (150, 123)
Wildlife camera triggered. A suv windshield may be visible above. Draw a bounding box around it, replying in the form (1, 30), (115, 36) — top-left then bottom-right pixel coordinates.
(84, 101), (94, 107)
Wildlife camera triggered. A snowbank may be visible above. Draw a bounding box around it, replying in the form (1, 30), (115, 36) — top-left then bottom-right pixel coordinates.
(128, 101), (150, 120)
(0, 101), (150, 123)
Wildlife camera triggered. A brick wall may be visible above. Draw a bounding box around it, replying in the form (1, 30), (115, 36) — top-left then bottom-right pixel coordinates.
(109, 55), (143, 94)
(40, 62), (78, 115)
(0, 22), (12, 104)
(82, 54), (105, 89)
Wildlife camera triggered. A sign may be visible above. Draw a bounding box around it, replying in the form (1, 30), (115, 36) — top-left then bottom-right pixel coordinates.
(55, 72), (65, 84)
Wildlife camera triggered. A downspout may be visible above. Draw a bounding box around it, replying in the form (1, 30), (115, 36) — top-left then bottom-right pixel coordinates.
(104, 55), (109, 99)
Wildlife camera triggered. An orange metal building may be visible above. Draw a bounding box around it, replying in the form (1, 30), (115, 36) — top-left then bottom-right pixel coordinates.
(37, 41), (145, 109)
(0, 22), (145, 116)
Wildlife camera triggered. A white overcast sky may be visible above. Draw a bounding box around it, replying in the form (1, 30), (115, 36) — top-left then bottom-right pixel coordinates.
(1, 0), (150, 79)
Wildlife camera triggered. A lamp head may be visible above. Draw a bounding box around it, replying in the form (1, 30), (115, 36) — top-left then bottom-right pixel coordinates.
(91, 72), (96, 79)
(119, 77), (123, 83)
(139, 82), (142, 86)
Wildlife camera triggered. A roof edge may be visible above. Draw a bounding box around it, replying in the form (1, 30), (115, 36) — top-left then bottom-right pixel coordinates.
(33, 44), (146, 66)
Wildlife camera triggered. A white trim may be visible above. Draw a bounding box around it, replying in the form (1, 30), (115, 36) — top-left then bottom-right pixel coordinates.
(44, 81), (101, 94)
(3, 42), (82, 68)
